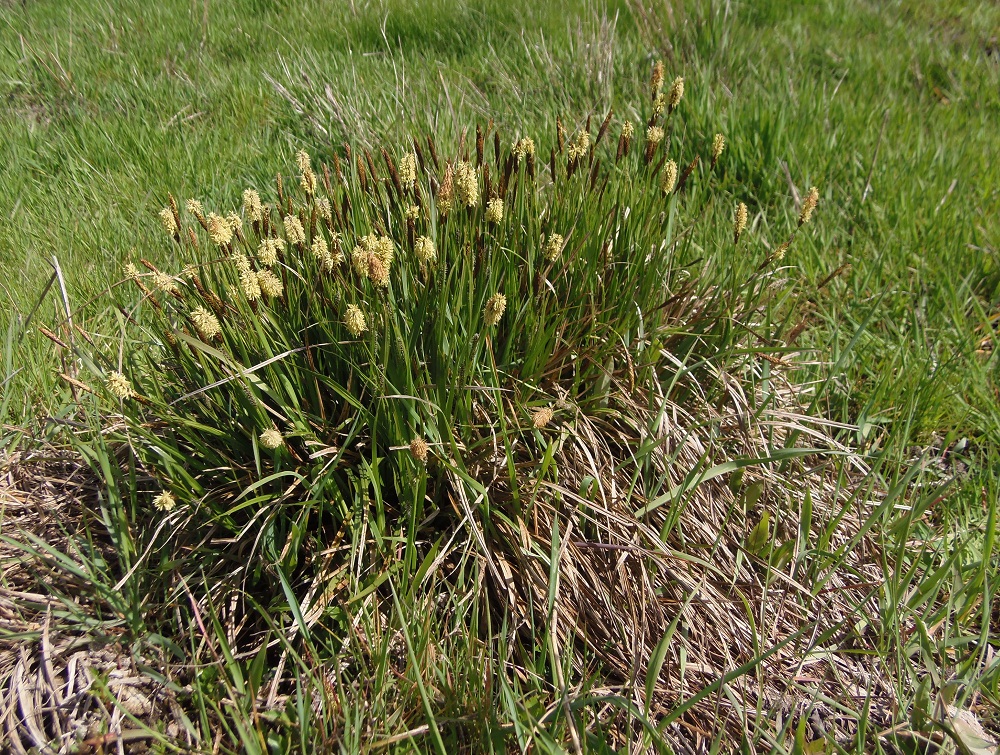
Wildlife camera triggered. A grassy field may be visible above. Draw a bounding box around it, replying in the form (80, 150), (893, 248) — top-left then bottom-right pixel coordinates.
(2, 0), (999, 751)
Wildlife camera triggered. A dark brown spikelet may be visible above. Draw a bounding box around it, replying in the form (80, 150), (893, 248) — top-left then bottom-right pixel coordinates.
(677, 155), (700, 193)
(527, 150), (536, 181)
(557, 117), (566, 153)
(276, 173), (285, 208)
(168, 193), (181, 234)
(382, 147), (402, 198)
(483, 162), (491, 201)
(357, 155), (369, 193)
(191, 274), (225, 317)
(594, 109), (613, 149)
(187, 227), (199, 250)
(476, 123), (484, 167)
(502, 153), (515, 198)
(550, 147), (557, 184)
(413, 137), (426, 172)
(364, 149), (379, 186)
(426, 135), (440, 171)
(407, 215), (415, 249)
(322, 163), (332, 195)
(343, 142), (352, 163)
(310, 204), (318, 237)
(341, 194), (352, 231)
(457, 130), (466, 161)
(494, 130), (501, 168)
(616, 132), (625, 162)
(261, 210), (271, 237)
(644, 140), (656, 165)
(333, 153), (344, 185)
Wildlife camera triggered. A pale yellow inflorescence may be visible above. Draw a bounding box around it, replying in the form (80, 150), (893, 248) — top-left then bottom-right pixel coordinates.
(455, 161), (479, 208)
(124, 262), (141, 281)
(258, 237), (285, 267)
(414, 236), (437, 266)
(532, 407), (554, 429)
(243, 189), (263, 223)
(651, 60), (665, 99)
(399, 152), (417, 191)
(543, 233), (565, 262)
(260, 428), (284, 449)
(567, 130), (591, 161)
(668, 76), (685, 110)
(512, 137), (536, 163)
(235, 253), (261, 301)
(409, 437), (429, 463)
(344, 304), (367, 337)
(734, 202), (748, 242)
(226, 213), (243, 234)
(799, 186), (819, 226)
(186, 199), (204, 217)
(621, 121), (634, 143)
(712, 133), (726, 163)
(284, 215), (306, 246)
(153, 271), (178, 293)
(484, 293), (507, 327)
(486, 197), (503, 224)
(257, 270), (283, 298)
(191, 306), (221, 339)
(646, 126), (664, 146)
(107, 371), (135, 400)
(207, 213), (233, 246)
(437, 164), (454, 216)
(159, 207), (178, 237)
(297, 150), (317, 195)
(153, 490), (176, 512)
(316, 196), (333, 221)
(661, 159), (678, 194)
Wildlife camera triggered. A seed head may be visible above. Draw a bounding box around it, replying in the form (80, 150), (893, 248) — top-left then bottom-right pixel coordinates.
(646, 126), (664, 146)
(186, 199), (204, 217)
(297, 150), (317, 195)
(312, 235), (328, 262)
(711, 133), (726, 165)
(734, 202), (748, 243)
(227, 213), (243, 234)
(159, 207), (178, 237)
(661, 159), (678, 194)
(486, 197), (504, 224)
(153, 271), (178, 293)
(567, 130), (591, 161)
(406, 204), (420, 220)
(153, 490), (176, 512)
(409, 437), (429, 463)
(773, 240), (791, 261)
(414, 236), (437, 266)
(621, 120), (634, 143)
(240, 268), (261, 301)
(107, 371), (135, 400)
(455, 161), (479, 208)
(367, 253), (390, 287)
(260, 428), (284, 449)
(191, 306), (221, 340)
(437, 164), (454, 217)
(207, 213), (233, 246)
(243, 189), (263, 223)
(258, 237), (284, 266)
(257, 269), (283, 297)
(284, 215), (306, 246)
(399, 152), (417, 191)
(484, 292), (507, 327)
(799, 186), (819, 226)
(124, 262), (141, 281)
(344, 304), (367, 337)
(651, 60), (665, 100)
(668, 76), (684, 110)
(543, 233), (565, 262)
(531, 407), (554, 429)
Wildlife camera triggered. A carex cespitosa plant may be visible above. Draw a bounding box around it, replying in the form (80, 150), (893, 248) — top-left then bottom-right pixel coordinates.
(91, 63), (817, 595)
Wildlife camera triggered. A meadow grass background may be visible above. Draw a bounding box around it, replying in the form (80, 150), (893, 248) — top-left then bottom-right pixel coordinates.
(2, 0), (1000, 749)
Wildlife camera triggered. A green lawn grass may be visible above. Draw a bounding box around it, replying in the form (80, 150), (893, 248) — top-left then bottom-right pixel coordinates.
(2, 0), (999, 751)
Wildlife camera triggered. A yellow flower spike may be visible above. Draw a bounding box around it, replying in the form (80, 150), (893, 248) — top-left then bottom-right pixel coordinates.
(799, 186), (819, 226)
(153, 491), (176, 512)
(207, 213), (233, 246)
(153, 271), (178, 293)
(344, 305), (367, 337)
(668, 76), (685, 111)
(484, 293), (507, 327)
(107, 371), (135, 400)
(414, 236), (437, 266)
(186, 199), (204, 217)
(543, 234), (565, 262)
(399, 152), (417, 191)
(243, 189), (263, 223)
(486, 197), (503, 224)
(159, 207), (178, 237)
(284, 215), (306, 246)
(661, 160), (678, 194)
(259, 428), (284, 449)
(734, 202), (748, 243)
(257, 270), (283, 297)
(711, 133), (726, 166)
(455, 161), (479, 208)
(532, 407), (554, 429)
(191, 306), (221, 339)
